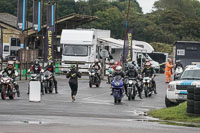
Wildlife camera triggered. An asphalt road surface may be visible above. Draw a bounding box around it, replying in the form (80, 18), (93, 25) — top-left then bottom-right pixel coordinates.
(0, 74), (199, 133)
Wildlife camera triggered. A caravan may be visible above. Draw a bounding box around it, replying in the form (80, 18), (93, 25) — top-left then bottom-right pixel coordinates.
(60, 29), (110, 72)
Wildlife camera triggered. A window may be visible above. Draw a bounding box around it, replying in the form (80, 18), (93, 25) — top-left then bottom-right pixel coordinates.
(63, 45), (88, 56)
(4, 46), (9, 52)
(11, 38), (20, 46)
(181, 70), (200, 80)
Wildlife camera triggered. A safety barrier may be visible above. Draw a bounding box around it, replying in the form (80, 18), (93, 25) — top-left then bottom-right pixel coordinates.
(187, 87), (200, 115)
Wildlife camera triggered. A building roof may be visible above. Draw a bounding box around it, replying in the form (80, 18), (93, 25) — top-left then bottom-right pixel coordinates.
(0, 13), (32, 29)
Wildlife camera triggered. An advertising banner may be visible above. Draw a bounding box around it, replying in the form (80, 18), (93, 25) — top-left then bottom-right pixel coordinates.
(17, 0), (27, 30)
(33, 0), (41, 32)
(44, 26), (54, 62)
(123, 29), (133, 63)
(0, 25), (3, 60)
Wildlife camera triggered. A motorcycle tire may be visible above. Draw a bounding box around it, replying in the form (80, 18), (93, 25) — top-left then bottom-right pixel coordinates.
(144, 86), (148, 97)
(132, 87), (136, 100)
(128, 94), (131, 101)
(114, 97), (117, 104)
(9, 91), (15, 100)
(89, 82), (92, 88)
(118, 99), (121, 103)
(49, 81), (53, 93)
(1, 86), (6, 100)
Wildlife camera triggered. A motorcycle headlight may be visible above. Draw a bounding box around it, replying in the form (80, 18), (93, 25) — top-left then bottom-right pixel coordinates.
(115, 82), (120, 86)
(6, 79), (10, 83)
(129, 80), (133, 84)
(1, 79), (4, 83)
(147, 80), (150, 83)
(168, 84), (175, 91)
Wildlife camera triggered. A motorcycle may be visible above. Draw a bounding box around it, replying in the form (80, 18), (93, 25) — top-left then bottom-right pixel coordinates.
(111, 75), (124, 104)
(174, 66), (183, 80)
(89, 68), (101, 88)
(107, 67), (113, 84)
(28, 73), (44, 95)
(126, 78), (137, 101)
(42, 71), (54, 94)
(143, 77), (154, 97)
(0, 74), (16, 100)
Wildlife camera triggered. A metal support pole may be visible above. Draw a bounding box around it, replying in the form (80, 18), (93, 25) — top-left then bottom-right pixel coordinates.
(20, 62), (22, 80)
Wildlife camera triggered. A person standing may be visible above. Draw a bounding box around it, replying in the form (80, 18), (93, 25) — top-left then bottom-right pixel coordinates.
(66, 64), (81, 102)
(165, 58), (174, 83)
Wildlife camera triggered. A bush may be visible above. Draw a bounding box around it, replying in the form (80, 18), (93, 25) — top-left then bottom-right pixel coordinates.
(150, 42), (173, 55)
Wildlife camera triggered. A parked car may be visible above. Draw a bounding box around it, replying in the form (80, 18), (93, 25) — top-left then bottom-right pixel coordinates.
(165, 65), (200, 107)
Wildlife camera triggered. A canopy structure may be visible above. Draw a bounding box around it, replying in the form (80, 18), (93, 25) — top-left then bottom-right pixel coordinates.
(98, 37), (147, 53)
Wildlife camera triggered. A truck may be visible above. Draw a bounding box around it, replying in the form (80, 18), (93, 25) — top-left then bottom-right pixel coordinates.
(60, 29), (110, 72)
(174, 41), (200, 68)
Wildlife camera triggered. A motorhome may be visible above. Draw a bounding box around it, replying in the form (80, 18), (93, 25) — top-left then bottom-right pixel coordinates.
(60, 29), (110, 72)
(98, 38), (160, 71)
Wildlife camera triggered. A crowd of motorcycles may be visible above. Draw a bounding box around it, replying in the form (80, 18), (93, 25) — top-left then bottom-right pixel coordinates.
(0, 69), (55, 100)
(89, 64), (157, 104)
(0, 64), (157, 104)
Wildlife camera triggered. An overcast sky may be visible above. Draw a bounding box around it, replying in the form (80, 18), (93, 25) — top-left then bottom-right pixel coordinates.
(137, 0), (158, 14)
(137, 0), (200, 14)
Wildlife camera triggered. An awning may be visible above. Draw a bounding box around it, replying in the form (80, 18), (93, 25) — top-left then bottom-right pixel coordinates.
(98, 37), (147, 52)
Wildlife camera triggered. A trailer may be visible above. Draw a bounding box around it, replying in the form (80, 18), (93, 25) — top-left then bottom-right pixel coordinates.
(174, 41), (200, 68)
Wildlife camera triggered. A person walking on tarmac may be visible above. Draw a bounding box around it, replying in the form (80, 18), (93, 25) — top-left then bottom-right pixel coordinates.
(66, 64), (81, 102)
(44, 60), (58, 94)
(142, 62), (157, 94)
(125, 64), (142, 99)
(165, 58), (174, 83)
(1, 60), (20, 97)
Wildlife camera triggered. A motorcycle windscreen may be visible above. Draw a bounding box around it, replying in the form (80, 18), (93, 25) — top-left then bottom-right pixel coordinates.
(29, 81), (41, 102)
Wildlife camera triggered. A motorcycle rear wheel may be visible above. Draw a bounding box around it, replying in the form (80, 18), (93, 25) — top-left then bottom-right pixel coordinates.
(144, 86), (148, 98)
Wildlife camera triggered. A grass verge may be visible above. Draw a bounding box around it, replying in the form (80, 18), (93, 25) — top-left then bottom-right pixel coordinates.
(148, 102), (200, 124)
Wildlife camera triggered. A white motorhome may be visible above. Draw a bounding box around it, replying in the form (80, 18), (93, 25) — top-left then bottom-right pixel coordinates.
(2, 43), (10, 60)
(60, 29), (110, 72)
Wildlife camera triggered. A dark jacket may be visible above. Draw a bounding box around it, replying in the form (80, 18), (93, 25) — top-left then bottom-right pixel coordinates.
(2, 67), (16, 78)
(142, 67), (154, 77)
(126, 69), (138, 78)
(45, 65), (55, 73)
(66, 69), (81, 84)
(112, 71), (125, 78)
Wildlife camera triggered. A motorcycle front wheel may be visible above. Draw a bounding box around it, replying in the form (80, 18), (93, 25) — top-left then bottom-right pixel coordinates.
(1, 85), (7, 100)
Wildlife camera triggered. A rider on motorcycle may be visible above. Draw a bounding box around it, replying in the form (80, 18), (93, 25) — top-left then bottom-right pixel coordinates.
(1, 60), (20, 97)
(28, 59), (42, 74)
(28, 59), (44, 94)
(125, 64), (142, 99)
(142, 62), (157, 94)
(44, 60), (58, 94)
(111, 66), (125, 95)
(92, 59), (101, 80)
(175, 60), (183, 70)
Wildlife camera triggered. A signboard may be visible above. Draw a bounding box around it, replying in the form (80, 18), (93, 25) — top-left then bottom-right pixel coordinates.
(33, 0), (41, 32)
(177, 49), (185, 56)
(0, 25), (3, 60)
(17, 0), (27, 30)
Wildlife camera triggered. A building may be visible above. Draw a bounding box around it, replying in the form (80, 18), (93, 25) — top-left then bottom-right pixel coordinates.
(0, 13), (97, 62)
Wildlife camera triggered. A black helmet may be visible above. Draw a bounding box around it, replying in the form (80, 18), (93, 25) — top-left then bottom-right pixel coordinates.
(129, 64), (135, 70)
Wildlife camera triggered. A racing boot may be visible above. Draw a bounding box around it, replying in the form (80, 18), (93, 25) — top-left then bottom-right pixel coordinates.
(55, 87), (58, 94)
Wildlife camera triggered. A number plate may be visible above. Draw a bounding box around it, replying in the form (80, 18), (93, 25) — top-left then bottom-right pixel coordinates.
(178, 95), (187, 99)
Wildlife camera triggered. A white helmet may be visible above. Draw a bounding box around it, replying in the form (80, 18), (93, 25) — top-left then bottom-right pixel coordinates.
(116, 66), (122, 71)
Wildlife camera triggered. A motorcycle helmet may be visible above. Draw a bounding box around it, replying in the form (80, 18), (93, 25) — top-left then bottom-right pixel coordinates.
(145, 62), (151, 67)
(35, 59), (40, 65)
(129, 64), (135, 70)
(70, 64), (76, 69)
(114, 61), (118, 65)
(110, 59), (114, 64)
(8, 60), (14, 69)
(116, 66), (122, 74)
